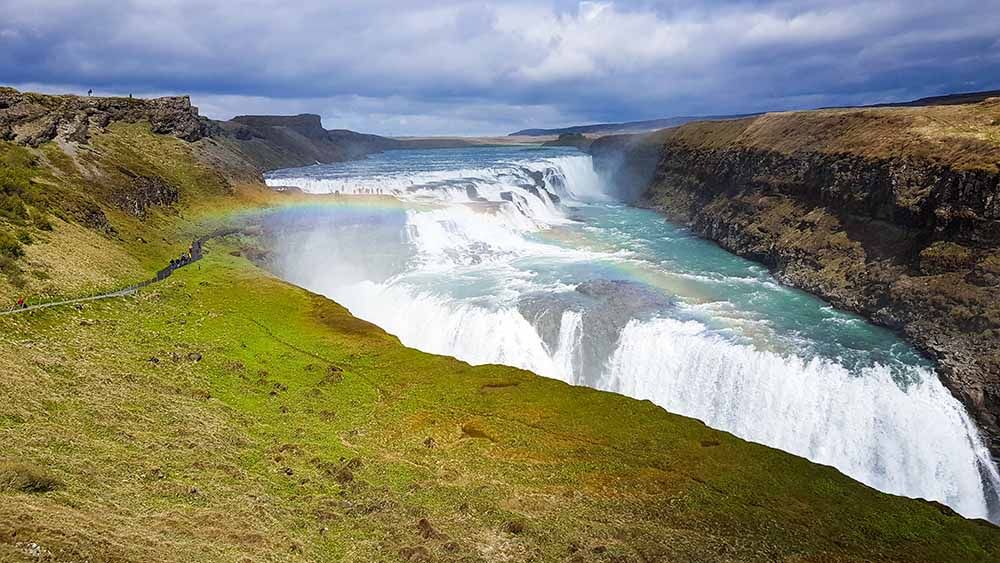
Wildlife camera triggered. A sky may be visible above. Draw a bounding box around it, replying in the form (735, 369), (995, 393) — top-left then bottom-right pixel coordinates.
(2, 0), (999, 136)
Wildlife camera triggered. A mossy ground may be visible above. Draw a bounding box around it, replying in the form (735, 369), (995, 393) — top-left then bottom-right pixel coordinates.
(1, 246), (999, 562)
(1, 118), (999, 562)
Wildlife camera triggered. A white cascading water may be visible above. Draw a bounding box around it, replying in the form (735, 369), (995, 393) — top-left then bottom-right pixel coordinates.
(602, 317), (999, 514)
(267, 151), (1000, 521)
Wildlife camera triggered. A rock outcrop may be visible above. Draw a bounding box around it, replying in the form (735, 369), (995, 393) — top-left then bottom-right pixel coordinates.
(0, 88), (402, 180)
(218, 114), (402, 172)
(542, 132), (592, 151)
(592, 99), (1000, 457)
(0, 87), (217, 146)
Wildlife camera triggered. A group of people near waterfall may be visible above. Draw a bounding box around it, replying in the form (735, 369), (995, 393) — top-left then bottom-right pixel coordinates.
(347, 187), (383, 195)
(169, 240), (203, 271)
(9, 239), (206, 312)
(157, 240), (203, 282)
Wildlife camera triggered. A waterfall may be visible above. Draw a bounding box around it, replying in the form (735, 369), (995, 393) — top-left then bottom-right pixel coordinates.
(267, 148), (1000, 522)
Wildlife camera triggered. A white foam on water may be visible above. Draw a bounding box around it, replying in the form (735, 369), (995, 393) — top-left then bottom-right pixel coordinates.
(334, 281), (572, 383)
(539, 155), (610, 201)
(601, 316), (1000, 519)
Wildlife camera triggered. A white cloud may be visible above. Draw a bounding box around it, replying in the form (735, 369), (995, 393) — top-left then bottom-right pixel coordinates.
(1, 0), (998, 134)
(580, 1), (611, 21)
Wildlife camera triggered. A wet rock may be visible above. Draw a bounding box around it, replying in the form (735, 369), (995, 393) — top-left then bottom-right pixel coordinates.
(465, 185), (488, 202)
(518, 279), (675, 385)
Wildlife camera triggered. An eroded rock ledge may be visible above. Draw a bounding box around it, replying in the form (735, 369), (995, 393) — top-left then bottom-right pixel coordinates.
(592, 100), (1000, 457)
(0, 87), (217, 146)
(0, 88), (402, 179)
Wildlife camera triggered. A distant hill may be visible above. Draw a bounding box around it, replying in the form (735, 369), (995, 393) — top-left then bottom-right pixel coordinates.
(219, 113), (403, 171)
(513, 88), (1000, 137)
(510, 114), (757, 137)
(862, 89), (1000, 108)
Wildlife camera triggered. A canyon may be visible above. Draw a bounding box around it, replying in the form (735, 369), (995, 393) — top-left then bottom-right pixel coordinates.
(592, 98), (1000, 458)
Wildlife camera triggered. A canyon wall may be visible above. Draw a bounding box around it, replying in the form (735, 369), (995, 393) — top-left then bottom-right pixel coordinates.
(592, 100), (1000, 456)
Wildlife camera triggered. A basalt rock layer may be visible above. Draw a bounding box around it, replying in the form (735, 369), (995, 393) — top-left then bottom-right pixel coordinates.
(592, 99), (1000, 457)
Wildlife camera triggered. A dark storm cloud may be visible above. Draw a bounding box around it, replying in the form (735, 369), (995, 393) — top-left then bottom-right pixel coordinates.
(1, 0), (998, 135)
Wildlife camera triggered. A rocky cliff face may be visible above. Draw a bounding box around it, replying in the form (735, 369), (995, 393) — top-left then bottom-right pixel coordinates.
(0, 88), (404, 253)
(593, 101), (1000, 457)
(589, 133), (663, 201)
(218, 113), (402, 172)
(0, 87), (218, 146)
(0, 88), (402, 180)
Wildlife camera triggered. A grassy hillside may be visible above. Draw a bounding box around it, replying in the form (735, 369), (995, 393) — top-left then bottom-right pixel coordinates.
(650, 96), (1000, 171)
(0, 122), (234, 302)
(1, 98), (999, 561)
(3, 247), (999, 562)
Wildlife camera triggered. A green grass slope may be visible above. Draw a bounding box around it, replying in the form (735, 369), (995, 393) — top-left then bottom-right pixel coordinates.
(2, 249), (998, 562)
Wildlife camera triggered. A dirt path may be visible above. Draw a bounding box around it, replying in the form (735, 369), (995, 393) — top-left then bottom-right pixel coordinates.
(0, 284), (147, 316)
(1, 235), (215, 317)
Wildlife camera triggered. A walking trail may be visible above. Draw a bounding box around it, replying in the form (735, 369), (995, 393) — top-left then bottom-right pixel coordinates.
(1, 235), (214, 317)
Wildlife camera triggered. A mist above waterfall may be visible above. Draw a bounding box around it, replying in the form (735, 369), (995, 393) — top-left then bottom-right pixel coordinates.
(261, 146), (1000, 522)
